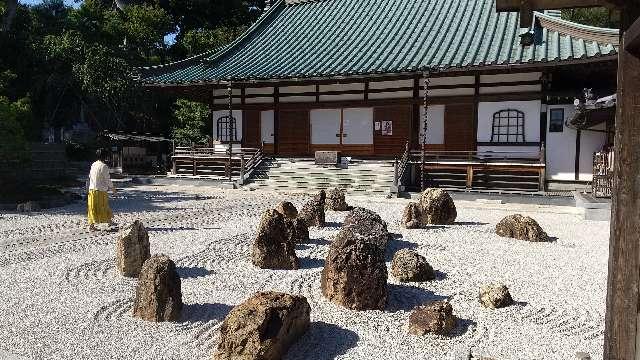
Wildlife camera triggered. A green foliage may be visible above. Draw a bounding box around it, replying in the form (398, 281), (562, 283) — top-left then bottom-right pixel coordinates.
(170, 99), (210, 146)
(181, 26), (246, 56)
(0, 96), (31, 161)
(562, 7), (620, 28)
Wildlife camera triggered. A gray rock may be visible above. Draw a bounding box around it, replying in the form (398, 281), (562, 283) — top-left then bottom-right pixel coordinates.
(214, 291), (310, 360)
(342, 207), (389, 251)
(496, 214), (549, 242)
(252, 209), (299, 270)
(326, 188), (351, 211)
(275, 201), (298, 219)
(478, 283), (514, 309)
(408, 301), (457, 336)
(402, 202), (424, 229)
(116, 220), (151, 277)
(299, 190), (326, 227)
(391, 249), (435, 282)
(419, 188), (457, 225)
(132, 255), (182, 322)
(285, 217), (310, 244)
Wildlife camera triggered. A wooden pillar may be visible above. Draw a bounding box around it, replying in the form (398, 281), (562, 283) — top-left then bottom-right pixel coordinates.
(274, 86), (280, 155)
(473, 73), (480, 151)
(604, 5), (640, 360)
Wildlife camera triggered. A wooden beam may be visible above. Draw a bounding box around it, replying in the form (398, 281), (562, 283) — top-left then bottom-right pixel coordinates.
(625, 16), (640, 57)
(496, 0), (612, 11)
(604, 4), (640, 360)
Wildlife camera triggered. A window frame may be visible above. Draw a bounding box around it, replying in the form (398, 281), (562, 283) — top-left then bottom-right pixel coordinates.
(490, 109), (526, 143)
(548, 108), (565, 133)
(215, 114), (238, 143)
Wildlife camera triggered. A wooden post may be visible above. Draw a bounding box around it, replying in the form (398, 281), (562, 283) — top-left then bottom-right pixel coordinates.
(605, 5), (640, 359)
(239, 153), (245, 185)
(539, 142), (546, 192)
(466, 165), (473, 189)
(393, 157), (399, 188)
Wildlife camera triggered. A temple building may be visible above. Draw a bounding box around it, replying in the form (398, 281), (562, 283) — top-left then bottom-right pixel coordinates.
(141, 0), (618, 191)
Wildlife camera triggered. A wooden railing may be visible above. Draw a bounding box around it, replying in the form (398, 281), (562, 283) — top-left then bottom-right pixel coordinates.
(412, 143), (547, 191)
(170, 144), (265, 184)
(392, 142), (411, 194)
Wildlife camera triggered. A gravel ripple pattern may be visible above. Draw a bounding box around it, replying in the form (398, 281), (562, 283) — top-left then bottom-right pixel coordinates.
(0, 185), (609, 360)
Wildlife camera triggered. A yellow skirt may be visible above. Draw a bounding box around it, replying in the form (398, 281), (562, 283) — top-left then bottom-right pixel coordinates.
(87, 190), (113, 225)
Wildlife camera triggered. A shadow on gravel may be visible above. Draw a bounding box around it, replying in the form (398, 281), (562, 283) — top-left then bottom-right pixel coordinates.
(180, 303), (233, 323)
(298, 257), (325, 269)
(450, 318), (477, 338)
(323, 221), (342, 229)
(147, 226), (198, 232)
(454, 221), (489, 226)
(305, 238), (331, 246)
(386, 284), (448, 312)
(385, 237), (418, 261)
(434, 270), (447, 281)
(285, 321), (359, 360)
(177, 266), (213, 279)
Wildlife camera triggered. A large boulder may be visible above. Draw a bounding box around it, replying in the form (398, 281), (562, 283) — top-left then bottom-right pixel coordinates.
(299, 190), (326, 227)
(495, 214), (549, 242)
(320, 229), (387, 311)
(408, 301), (457, 336)
(132, 255), (183, 322)
(252, 210), (299, 270)
(391, 249), (435, 282)
(342, 207), (389, 251)
(275, 201), (298, 219)
(325, 188), (351, 211)
(479, 283), (514, 309)
(116, 220), (150, 277)
(402, 202), (424, 229)
(285, 217), (310, 244)
(419, 189), (457, 225)
(214, 291), (310, 360)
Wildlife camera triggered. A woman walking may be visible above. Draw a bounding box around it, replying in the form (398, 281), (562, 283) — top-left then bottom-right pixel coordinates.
(87, 149), (117, 231)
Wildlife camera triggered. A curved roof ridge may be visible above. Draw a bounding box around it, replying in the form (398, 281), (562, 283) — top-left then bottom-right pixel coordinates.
(534, 11), (619, 45)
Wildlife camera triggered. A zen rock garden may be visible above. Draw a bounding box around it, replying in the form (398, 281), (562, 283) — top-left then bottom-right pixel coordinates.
(3, 184), (606, 360)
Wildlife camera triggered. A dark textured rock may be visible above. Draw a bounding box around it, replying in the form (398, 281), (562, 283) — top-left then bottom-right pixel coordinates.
(116, 220), (151, 277)
(419, 189), (457, 225)
(132, 255), (182, 322)
(391, 249), (435, 282)
(285, 217), (310, 244)
(326, 188), (351, 211)
(342, 207), (389, 251)
(17, 201), (41, 212)
(402, 202), (424, 229)
(275, 201), (298, 219)
(320, 229), (387, 311)
(408, 301), (457, 336)
(479, 283), (514, 309)
(214, 291), (310, 360)
(495, 214), (549, 242)
(252, 210), (299, 270)
(299, 190), (326, 227)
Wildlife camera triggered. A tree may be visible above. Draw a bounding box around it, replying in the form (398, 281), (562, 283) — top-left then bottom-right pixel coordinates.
(170, 99), (210, 146)
(1, 0), (18, 32)
(0, 96), (31, 161)
(562, 7), (620, 28)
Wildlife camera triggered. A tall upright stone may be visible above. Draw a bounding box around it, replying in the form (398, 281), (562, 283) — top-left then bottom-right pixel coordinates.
(132, 255), (182, 322)
(299, 190), (326, 227)
(116, 220), (150, 277)
(342, 207), (390, 251)
(326, 187), (350, 211)
(252, 209), (299, 270)
(419, 188), (457, 225)
(321, 228), (387, 310)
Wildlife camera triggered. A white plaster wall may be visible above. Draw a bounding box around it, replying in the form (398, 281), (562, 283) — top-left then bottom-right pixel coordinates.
(477, 100), (541, 143)
(319, 94), (364, 102)
(476, 146), (541, 158)
(319, 83), (364, 92)
(279, 96), (316, 103)
(427, 76), (475, 86)
(260, 110), (274, 144)
(418, 105), (445, 144)
(368, 90), (413, 100)
(424, 88), (475, 97)
(279, 85), (315, 94)
(212, 110), (243, 142)
(479, 84), (542, 94)
(545, 105), (577, 181)
(480, 72), (542, 84)
(245, 87), (274, 95)
(310, 109), (341, 144)
(245, 97), (274, 104)
(579, 123), (607, 181)
(368, 79), (413, 89)
(342, 108), (373, 145)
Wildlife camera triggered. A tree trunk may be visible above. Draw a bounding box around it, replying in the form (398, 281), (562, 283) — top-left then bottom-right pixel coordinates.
(604, 2), (640, 359)
(1, 0), (18, 33)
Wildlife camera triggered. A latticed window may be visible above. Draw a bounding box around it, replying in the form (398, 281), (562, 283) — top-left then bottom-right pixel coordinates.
(491, 109), (525, 143)
(216, 115), (238, 142)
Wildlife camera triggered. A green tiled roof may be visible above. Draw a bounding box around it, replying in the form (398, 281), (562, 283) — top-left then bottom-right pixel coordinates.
(142, 0), (618, 84)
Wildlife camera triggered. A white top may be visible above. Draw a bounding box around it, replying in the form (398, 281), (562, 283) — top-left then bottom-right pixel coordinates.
(88, 161), (114, 192)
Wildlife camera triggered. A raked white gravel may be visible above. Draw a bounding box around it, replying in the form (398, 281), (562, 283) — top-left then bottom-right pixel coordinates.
(0, 185), (609, 360)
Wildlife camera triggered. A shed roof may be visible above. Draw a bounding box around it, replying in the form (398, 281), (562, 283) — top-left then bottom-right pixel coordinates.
(141, 0), (619, 85)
